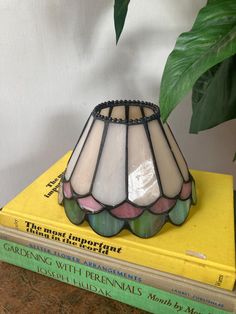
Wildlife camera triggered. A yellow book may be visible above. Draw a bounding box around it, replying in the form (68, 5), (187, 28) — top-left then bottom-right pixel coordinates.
(0, 152), (235, 290)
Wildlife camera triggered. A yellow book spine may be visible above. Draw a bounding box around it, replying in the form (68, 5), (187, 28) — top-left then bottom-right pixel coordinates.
(0, 211), (235, 290)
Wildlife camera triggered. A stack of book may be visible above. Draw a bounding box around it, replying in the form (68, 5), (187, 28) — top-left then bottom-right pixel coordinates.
(0, 152), (235, 314)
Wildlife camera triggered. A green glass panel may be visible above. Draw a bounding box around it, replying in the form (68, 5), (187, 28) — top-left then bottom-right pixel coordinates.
(64, 199), (85, 225)
(191, 180), (197, 205)
(88, 210), (125, 237)
(129, 210), (166, 238)
(168, 199), (191, 225)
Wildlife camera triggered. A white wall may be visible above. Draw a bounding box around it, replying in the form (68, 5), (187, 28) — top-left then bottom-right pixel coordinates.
(0, 0), (235, 207)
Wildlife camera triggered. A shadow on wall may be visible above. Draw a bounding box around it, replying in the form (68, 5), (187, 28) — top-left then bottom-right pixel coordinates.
(42, 0), (207, 103)
(41, 0), (207, 102)
(44, 0), (165, 101)
(79, 0), (207, 101)
(1, 1), (110, 207)
(86, 27), (163, 101)
(45, 0), (111, 56)
(1, 110), (86, 207)
(168, 94), (236, 187)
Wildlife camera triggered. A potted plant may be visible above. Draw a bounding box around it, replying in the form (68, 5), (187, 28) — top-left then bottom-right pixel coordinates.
(114, 0), (236, 160)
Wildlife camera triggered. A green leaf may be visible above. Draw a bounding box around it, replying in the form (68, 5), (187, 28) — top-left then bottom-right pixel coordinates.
(159, 0), (236, 121)
(190, 55), (236, 133)
(233, 153), (236, 162)
(114, 0), (130, 44)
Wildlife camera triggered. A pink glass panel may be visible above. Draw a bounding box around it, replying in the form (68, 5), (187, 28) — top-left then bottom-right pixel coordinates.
(180, 182), (192, 199)
(78, 196), (103, 212)
(63, 182), (73, 198)
(110, 202), (143, 219)
(150, 198), (176, 214)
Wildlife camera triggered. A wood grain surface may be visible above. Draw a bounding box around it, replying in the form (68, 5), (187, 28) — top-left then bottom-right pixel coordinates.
(0, 262), (148, 314)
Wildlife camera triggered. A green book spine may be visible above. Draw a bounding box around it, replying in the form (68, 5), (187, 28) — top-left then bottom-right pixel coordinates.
(0, 239), (230, 314)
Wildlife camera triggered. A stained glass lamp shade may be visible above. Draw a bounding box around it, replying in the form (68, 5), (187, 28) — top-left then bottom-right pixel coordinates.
(59, 100), (197, 238)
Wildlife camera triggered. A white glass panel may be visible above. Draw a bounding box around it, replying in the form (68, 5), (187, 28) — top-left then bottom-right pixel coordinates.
(71, 120), (104, 195)
(129, 106), (142, 120)
(100, 107), (109, 117)
(163, 123), (189, 181)
(65, 116), (93, 180)
(92, 123), (126, 205)
(111, 106), (125, 120)
(128, 125), (160, 205)
(149, 120), (183, 197)
(144, 107), (154, 117)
